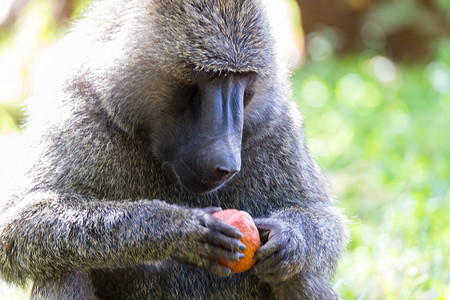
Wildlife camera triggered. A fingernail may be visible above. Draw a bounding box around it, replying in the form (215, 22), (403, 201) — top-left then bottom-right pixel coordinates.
(239, 243), (246, 251)
(238, 253), (245, 260)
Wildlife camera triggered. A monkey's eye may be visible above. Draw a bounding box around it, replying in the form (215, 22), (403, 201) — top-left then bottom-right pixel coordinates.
(188, 86), (202, 119)
(243, 89), (255, 107)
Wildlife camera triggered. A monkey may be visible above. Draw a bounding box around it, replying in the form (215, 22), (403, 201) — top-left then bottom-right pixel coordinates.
(0, 0), (348, 299)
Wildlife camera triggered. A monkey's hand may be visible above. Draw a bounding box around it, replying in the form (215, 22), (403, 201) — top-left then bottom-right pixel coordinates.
(170, 207), (246, 277)
(252, 218), (306, 285)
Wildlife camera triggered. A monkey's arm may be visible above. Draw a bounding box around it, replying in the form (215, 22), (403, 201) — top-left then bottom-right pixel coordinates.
(248, 106), (348, 291)
(0, 191), (244, 285)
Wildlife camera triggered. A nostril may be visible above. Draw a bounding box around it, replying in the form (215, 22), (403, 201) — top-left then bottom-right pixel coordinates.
(215, 166), (231, 176)
(215, 166), (237, 180)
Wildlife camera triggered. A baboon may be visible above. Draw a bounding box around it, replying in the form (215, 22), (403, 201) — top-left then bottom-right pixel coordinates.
(0, 0), (348, 299)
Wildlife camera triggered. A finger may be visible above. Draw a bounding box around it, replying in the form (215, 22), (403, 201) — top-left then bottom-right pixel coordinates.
(253, 218), (276, 229)
(199, 243), (245, 262)
(189, 255), (233, 277)
(253, 218), (279, 238)
(255, 267), (279, 279)
(206, 217), (243, 239)
(202, 207), (223, 214)
(253, 263), (282, 284)
(208, 262), (234, 277)
(254, 239), (282, 261)
(259, 271), (286, 285)
(253, 256), (281, 274)
(205, 230), (246, 252)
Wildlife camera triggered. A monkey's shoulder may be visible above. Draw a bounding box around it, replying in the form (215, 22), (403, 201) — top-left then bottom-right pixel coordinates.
(24, 112), (158, 199)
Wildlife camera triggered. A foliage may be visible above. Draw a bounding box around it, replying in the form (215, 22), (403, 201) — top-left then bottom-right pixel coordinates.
(292, 40), (450, 299)
(0, 0), (90, 135)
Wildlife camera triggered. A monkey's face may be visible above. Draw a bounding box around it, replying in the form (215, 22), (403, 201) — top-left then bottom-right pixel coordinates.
(155, 73), (254, 195)
(91, 0), (273, 194)
(129, 0), (272, 194)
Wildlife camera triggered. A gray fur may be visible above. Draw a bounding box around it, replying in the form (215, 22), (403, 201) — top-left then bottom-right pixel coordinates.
(0, 0), (348, 299)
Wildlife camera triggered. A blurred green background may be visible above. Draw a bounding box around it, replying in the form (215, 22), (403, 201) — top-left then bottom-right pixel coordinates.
(0, 0), (449, 299)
